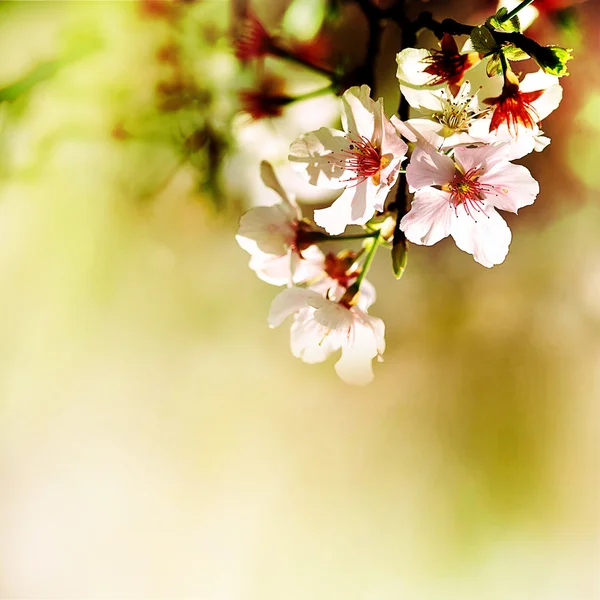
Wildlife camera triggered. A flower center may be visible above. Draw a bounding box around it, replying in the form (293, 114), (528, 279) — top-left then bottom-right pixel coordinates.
(444, 168), (494, 220)
(484, 82), (544, 133)
(330, 134), (387, 186)
(435, 92), (478, 134)
(423, 51), (472, 88)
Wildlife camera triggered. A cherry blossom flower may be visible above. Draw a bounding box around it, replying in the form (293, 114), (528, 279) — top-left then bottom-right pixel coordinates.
(234, 12), (273, 61)
(396, 34), (480, 95)
(394, 65), (556, 159)
(393, 83), (487, 149)
(236, 162), (325, 285)
(289, 85), (408, 235)
(268, 286), (385, 385)
(238, 76), (293, 121)
(400, 143), (539, 267)
(483, 70), (562, 134)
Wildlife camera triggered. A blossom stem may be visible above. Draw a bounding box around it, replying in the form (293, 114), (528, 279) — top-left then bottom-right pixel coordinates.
(269, 45), (338, 81)
(329, 231), (380, 241)
(291, 85), (335, 103)
(354, 231), (381, 290)
(502, 0), (536, 23)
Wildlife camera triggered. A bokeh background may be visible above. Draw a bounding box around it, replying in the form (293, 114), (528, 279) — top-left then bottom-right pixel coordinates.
(0, 0), (598, 598)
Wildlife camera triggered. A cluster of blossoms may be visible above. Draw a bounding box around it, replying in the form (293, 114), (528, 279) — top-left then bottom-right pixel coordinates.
(236, 3), (571, 385)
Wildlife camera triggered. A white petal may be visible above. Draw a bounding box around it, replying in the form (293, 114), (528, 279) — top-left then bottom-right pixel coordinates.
(356, 278), (376, 311)
(290, 311), (338, 364)
(334, 314), (385, 386)
(401, 118), (446, 147)
(259, 161), (300, 217)
(450, 205), (512, 268)
(249, 252), (293, 286)
(406, 146), (455, 190)
(400, 187), (453, 246)
(396, 48), (433, 87)
(293, 245), (325, 283)
(519, 71), (563, 121)
(313, 302), (353, 334)
(268, 287), (322, 328)
(400, 85), (445, 111)
(313, 181), (378, 235)
(519, 70), (559, 94)
(468, 119), (538, 160)
(236, 205), (296, 256)
(533, 132), (551, 152)
(289, 127), (349, 189)
(531, 82), (563, 122)
(341, 85), (377, 139)
(482, 162), (539, 213)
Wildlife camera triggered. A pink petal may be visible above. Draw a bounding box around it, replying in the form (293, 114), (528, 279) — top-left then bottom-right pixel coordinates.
(400, 187), (453, 246)
(482, 162), (539, 213)
(453, 144), (510, 174)
(406, 146), (455, 190)
(449, 205), (511, 268)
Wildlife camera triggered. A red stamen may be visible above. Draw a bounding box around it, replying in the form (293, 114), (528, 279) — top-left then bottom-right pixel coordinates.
(238, 77), (291, 120)
(446, 168), (495, 222)
(421, 34), (479, 94)
(329, 134), (383, 186)
(484, 79), (544, 134)
(234, 13), (273, 61)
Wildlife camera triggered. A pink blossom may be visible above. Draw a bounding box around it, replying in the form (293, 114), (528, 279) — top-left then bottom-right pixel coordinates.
(400, 143), (539, 267)
(268, 286), (385, 385)
(289, 85), (407, 235)
(236, 161), (324, 285)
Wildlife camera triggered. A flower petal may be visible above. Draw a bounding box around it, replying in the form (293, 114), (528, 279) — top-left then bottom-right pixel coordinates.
(520, 71), (563, 121)
(268, 288), (322, 328)
(249, 252), (293, 286)
(406, 146), (455, 190)
(334, 313), (385, 386)
(482, 162), (539, 213)
(400, 187), (453, 246)
(396, 48), (434, 87)
(236, 205), (296, 255)
(259, 161), (302, 218)
(290, 310), (338, 364)
(289, 127), (349, 189)
(313, 181), (378, 235)
(341, 85), (377, 139)
(453, 143), (511, 174)
(450, 205), (512, 267)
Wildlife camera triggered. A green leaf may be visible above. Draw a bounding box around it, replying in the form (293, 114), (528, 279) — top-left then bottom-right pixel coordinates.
(531, 45), (574, 77)
(470, 25), (499, 55)
(486, 54), (503, 77)
(503, 44), (529, 61)
(0, 36), (100, 103)
(392, 236), (408, 280)
(487, 8), (521, 32)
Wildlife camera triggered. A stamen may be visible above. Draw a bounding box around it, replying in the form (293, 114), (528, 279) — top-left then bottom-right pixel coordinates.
(445, 168), (494, 222)
(328, 134), (384, 186)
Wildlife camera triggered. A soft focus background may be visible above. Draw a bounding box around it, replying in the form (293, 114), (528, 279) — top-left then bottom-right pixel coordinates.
(0, 0), (598, 598)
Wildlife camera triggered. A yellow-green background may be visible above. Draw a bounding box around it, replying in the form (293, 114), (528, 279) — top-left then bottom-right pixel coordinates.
(0, 1), (597, 598)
